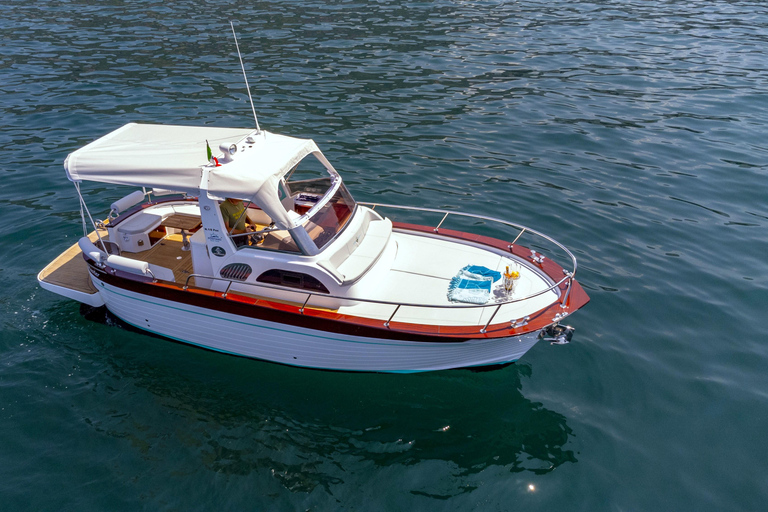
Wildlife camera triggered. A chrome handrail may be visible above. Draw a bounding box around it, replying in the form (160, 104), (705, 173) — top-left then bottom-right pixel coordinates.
(358, 202), (578, 279)
(182, 272), (568, 311)
(175, 203), (578, 332)
(181, 271), (569, 333)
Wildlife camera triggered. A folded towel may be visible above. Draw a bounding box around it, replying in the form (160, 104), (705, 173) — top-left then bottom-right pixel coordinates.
(462, 265), (502, 282)
(447, 265), (500, 304)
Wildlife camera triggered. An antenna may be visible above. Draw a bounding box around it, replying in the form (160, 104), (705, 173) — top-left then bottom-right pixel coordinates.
(230, 21), (261, 133)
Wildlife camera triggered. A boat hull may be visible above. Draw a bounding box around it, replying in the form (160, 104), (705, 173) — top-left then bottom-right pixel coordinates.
(94, 277), (541, 373)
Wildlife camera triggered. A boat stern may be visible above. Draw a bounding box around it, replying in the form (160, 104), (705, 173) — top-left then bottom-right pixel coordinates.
(38, 237), (105, 307)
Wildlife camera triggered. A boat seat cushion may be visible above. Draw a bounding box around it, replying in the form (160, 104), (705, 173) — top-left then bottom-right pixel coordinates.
(117, 213), (163, 234)
(258, 230), (299, 252)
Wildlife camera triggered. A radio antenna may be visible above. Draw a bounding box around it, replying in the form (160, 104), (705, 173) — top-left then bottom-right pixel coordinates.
(230, 21), (261, 133)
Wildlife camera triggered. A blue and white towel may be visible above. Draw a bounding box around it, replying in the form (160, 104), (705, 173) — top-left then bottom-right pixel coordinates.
(447, 265), (502, 304)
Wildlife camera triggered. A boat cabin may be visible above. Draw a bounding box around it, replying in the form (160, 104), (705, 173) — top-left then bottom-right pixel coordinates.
(64, 123), (395, 305)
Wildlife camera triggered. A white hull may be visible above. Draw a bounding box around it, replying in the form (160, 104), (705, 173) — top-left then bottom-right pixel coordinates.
(38, 278), (105, 307)
(96, 278), (540, 373)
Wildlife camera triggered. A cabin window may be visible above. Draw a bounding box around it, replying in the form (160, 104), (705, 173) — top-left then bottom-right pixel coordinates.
(256, 269), (330, 294)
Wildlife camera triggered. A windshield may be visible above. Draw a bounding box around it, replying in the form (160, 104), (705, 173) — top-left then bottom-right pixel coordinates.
(230, 153), (357, 254)
(286, 176), (356, 250)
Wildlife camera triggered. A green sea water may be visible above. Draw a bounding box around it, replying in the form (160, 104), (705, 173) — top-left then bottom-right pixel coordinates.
(1, 0), (767, 510)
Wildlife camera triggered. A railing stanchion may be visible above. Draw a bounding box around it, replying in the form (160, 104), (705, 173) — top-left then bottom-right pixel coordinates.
(481, 303), (503, 334)
(434, 212), (449, 233)
(300, 294), (312, 314)
(511, 227), (526, 246)
(561, 273), (573, 309)
(384, 305), (401, 328)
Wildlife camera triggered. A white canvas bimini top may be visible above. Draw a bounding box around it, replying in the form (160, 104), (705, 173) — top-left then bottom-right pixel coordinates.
(64, 123), (330, 200)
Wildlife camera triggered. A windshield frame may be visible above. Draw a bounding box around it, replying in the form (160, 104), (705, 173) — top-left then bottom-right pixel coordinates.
(285, 170), (357, 252)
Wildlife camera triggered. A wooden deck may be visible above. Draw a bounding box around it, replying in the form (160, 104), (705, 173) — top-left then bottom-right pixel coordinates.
(38, 230), (106, 295)
(40, 231), (195, 295)
(123, 234), (194, 284)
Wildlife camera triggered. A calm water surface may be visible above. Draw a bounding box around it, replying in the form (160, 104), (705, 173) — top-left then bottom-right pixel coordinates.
(1, 0), (767, 510)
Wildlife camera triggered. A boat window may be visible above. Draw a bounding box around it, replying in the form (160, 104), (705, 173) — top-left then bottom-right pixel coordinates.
(256, 269), (330, 294)
(239, 230), (301, 253)
(227, 203), (301, 254)
(286, 177), (356, 250)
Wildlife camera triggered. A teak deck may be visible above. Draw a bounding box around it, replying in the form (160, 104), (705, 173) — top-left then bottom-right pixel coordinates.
(38, 230), (106, 295)
(39, 231), (196, 296)
(123, 234), (195, 284)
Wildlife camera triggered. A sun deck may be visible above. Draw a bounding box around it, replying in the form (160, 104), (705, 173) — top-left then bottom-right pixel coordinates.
(337, 230), (560, 327)
(38, 228), (114, 307)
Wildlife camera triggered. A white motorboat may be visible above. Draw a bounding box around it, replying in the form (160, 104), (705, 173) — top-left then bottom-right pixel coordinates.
(38, 122), (589, 372)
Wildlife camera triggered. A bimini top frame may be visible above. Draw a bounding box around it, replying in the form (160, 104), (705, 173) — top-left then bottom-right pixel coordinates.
(63, 123), (336, 200)
(63, 122), (344, 235)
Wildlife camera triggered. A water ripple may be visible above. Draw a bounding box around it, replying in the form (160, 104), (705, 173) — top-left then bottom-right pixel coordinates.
(2, 0), (768, 510)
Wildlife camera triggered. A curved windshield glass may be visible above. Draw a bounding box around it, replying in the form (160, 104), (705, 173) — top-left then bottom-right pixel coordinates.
(230, 153), (356, 254)
(286, 176), (356, 250)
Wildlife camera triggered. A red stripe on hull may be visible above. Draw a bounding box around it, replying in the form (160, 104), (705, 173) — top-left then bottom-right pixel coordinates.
(88, 223), (589, 342)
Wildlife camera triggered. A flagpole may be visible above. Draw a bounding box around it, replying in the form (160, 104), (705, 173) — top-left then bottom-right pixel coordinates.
(230, 21), (261, 133)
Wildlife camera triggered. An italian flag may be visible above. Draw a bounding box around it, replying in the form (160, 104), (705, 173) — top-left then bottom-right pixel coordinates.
(206, 140), (220, 166)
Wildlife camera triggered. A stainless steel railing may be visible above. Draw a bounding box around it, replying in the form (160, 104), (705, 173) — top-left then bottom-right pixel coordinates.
(177, 205), (577, 333)
(358, 202), (578, 278)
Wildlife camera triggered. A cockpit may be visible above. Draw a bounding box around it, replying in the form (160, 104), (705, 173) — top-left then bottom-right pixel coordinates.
(221, 151), (357, 255)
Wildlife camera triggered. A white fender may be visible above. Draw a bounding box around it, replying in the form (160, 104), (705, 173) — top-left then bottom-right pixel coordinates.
(105, 255), (176, 282)
(106, 254), (150, 275)
(110, 190), (145, 215)
(78, 237), (107, 264)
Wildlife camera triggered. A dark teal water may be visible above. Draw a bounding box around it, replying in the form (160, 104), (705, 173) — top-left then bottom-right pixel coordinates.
(2, 0), (767, 510)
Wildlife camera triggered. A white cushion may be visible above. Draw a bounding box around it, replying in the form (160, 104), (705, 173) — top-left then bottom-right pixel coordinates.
(117, 213), (163, 234)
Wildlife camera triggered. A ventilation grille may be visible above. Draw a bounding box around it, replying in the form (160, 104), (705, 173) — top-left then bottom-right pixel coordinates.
(220, 263), (253, 281)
